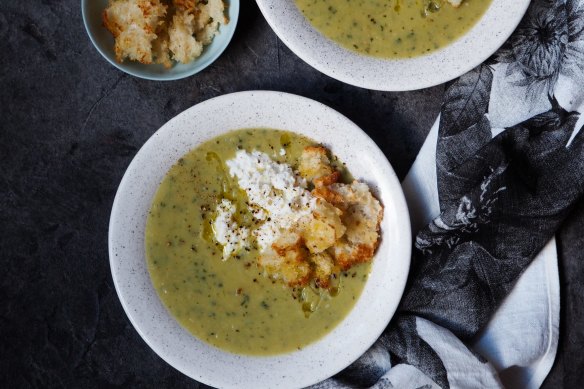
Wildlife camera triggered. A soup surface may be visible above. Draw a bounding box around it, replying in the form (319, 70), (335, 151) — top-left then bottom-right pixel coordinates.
(146, 128), (370, 355)
(295, 0), (492, 58)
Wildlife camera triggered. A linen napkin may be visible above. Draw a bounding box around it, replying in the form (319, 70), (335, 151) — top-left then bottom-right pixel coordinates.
(313, 0), (584, 387)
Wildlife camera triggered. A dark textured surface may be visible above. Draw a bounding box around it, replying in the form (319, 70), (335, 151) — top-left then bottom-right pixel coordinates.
(0, 1), (582, 388)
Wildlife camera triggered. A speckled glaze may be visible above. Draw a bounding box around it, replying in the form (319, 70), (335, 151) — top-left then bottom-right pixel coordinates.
(108, 91), (411, 388)
(255, 0), (530, 91)
(81, 0), (239, 81)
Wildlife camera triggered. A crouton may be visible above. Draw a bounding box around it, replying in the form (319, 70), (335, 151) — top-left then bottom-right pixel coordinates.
(331, 242), (376, 270)
(314, 171), (341, 187)
(205, 0), (228, 25)
(299, 199), (345, 254)
(309, 251), (335, 288)
(326, 181), (383, 269)
(102, 0), (167, 64)
(168, 10), (203, 63)
(312, 185), (345, 207)
(301, 219), (337, 254)
(258, 233), (311, 287)
(194, 0), (228, 44)
(299, 146), (335, 183)
(151, 30), (172, 68)
(173, 0), (197, 12)
(313, 199), (345, 237)
(333, 182), (382, 244)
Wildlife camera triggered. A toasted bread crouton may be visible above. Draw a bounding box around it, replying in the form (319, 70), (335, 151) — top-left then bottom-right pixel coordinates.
(173, 0), (197, 12)
(103, 0), (167, 64)
(194, 0), (227, 45)
(299, 199), (345, 254)
(299, 146), (335, 183)
(258, 232), (311, 287)
(313, 198), (345, 238)
(332, 182), (383, 244)
(168, 10), (203, 63)
(151, 30), (172, 68)
(314, 171), (341, 187)
(309, 251), (335, 288)
(331, 242), (376, 270)
(113, 26), (157, 64)
(301, 218), (337, 254)
(447, 0), (463, 7)
(326, 181), (383, 269)
(312, 185), (345, 207)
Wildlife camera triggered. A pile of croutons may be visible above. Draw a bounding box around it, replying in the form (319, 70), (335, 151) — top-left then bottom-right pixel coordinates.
(258, 146), (383, 289)
(102, 0), (227, 67)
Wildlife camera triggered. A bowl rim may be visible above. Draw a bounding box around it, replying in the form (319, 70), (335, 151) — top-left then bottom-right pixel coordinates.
(255, 0), (530, 91)
(81, 0), (240, 81)
(108, 90), (411, 388)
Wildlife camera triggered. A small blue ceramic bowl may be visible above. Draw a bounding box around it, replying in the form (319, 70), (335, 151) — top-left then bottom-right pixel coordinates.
(82, 0), (239, 81)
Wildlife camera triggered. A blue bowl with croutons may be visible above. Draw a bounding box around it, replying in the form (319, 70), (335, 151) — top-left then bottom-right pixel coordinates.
(82, 0), (239, 80)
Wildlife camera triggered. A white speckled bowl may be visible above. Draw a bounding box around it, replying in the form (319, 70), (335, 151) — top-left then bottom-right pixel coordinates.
(108, 91), (411, 388)
(255, 0), (530, 91)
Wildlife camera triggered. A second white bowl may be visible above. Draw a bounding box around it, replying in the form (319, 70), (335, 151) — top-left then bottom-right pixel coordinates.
(255, 0), (530, 91)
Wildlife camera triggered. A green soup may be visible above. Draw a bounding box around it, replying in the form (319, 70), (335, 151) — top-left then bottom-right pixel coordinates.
(296, 0), (492, 58)
(145, 128), (370, 355)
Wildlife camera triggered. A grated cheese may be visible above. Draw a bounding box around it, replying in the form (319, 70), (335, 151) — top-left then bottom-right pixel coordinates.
(213, 199), (250, 260)
(224, 150), (316, 251)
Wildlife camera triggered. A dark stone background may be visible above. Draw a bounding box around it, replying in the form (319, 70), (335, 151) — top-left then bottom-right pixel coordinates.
(0, 0), (582, 387)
